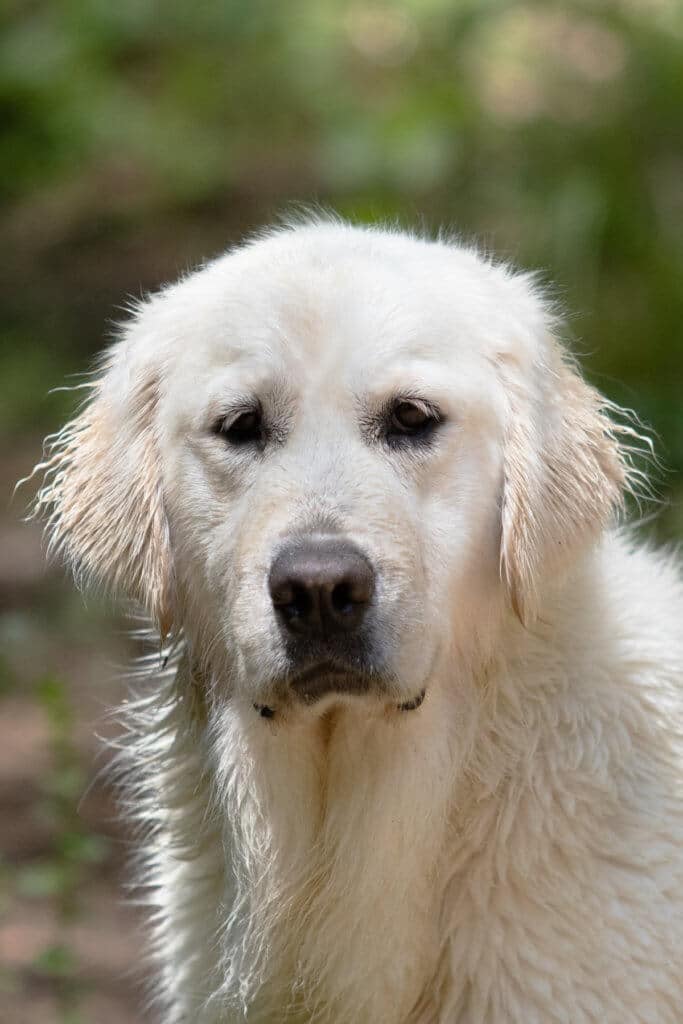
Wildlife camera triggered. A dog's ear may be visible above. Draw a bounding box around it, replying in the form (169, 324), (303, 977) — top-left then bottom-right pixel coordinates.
(498, 323), (626, 624)
(32, 325), (174, 635)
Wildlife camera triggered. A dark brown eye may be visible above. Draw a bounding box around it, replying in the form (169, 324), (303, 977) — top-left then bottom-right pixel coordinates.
(387, 399), (441, 444)
(215, 406), (264, 446)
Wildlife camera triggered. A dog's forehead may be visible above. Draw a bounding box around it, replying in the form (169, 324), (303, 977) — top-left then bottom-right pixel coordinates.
(158, 226), (533, 404)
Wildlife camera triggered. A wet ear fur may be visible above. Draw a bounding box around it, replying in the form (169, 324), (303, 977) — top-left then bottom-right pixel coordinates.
(499, 332), (627, 624)
(32, 339), (174, 635)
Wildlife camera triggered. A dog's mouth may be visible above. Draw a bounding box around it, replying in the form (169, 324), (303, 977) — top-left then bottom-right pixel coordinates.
(290, 660), (372, 702)
(253, 660), (425, 719)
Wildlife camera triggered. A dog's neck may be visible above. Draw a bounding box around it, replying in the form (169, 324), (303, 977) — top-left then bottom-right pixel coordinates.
(196, 674), (467, 1022)
(142, 609), (529, 1022)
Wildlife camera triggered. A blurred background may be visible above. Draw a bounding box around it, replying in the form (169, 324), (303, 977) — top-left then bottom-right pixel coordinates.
(1, 1), (682, 1021)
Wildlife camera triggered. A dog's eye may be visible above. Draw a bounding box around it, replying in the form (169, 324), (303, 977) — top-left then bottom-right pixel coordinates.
(386, 400), (441, 444)
(215, 406), (264, 447)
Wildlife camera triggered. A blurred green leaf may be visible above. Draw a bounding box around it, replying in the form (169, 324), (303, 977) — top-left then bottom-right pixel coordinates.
(58, 830), (110, 865)
(32, 943), (77, 978)
(17, 860), (75, 899)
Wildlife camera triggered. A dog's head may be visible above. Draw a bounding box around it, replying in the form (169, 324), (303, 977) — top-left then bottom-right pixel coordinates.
(34, 222), (627, 712)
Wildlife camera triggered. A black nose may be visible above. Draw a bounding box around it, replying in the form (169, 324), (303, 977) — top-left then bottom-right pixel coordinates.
(269, 535), (374, 639)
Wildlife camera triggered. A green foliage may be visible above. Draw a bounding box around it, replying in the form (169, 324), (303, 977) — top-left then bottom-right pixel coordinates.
(9, 675), (110, 1017)
(0, 334), (78, 435)
(31, 675), (109, 910)
(32, 943), (78, 978)
(32, 943), (83, 1024)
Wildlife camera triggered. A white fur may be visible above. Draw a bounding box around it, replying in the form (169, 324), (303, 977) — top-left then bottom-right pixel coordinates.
(32, 220), (683, 1022)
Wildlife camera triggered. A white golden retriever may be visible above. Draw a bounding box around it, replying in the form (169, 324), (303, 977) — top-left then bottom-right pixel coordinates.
(33, 220), (683, 1023)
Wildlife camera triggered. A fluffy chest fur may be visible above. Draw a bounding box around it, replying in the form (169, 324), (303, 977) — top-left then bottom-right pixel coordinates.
(130, 539), (683, 1024)
(140, 663), (455, 1023)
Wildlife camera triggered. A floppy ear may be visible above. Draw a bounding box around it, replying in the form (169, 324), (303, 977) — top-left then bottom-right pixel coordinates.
(32, 332), (175, 635)
(498, 330), (626, 624)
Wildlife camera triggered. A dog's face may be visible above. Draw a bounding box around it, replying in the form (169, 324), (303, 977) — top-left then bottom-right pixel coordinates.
(35, 222), (627, 714)
(158, 230), (511, 709)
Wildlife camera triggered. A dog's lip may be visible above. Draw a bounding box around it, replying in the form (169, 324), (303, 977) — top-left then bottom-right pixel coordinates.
(290, 660), (356, 685)
(288, 661), (426, 709)
(289, 660), (371, 701)
(253, 662), (427, 717)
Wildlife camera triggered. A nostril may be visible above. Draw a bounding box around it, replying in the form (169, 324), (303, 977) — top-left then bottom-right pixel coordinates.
(290, 584), (313, 620)
(331, 580), (356, 617)
(273, 583), (313, 621)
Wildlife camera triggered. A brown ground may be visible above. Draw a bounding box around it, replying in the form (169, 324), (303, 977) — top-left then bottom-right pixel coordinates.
(1, 442), (147, 1024)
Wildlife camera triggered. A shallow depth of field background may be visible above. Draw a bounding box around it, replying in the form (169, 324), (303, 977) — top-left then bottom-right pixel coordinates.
(1, 2), (682, 1022)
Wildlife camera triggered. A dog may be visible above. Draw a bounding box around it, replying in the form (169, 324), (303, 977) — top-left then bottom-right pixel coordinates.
(32, 219), (683, 1022)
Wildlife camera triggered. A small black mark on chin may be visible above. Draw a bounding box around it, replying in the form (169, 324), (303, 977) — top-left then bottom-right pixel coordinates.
(398, 689), (426, 712)
(254, 703), (275, 719)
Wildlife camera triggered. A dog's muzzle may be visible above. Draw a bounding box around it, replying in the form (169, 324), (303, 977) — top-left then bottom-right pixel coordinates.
(253, 532), (425, 719)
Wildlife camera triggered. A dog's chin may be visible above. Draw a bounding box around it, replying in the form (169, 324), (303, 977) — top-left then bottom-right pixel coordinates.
(252, 660), (426, 719)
